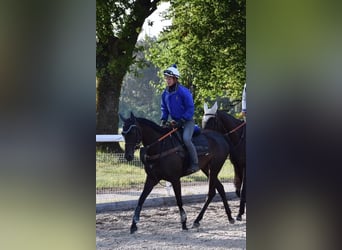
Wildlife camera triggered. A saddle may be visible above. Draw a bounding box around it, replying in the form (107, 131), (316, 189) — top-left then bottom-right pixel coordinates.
(173, 128), (209, 155)
(140, 126), (209, 165)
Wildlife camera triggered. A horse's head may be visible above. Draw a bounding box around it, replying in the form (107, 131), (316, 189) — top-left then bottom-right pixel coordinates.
(119, 112), (142, 161)
(202, 102), (219, 129)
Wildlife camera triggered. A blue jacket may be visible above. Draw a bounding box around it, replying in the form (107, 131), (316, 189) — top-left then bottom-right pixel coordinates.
(161, 83), (194, 122)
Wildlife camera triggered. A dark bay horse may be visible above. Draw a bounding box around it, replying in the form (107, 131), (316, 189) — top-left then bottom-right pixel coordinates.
(120, 112), (235, 234)
(202, 102), (246, 221)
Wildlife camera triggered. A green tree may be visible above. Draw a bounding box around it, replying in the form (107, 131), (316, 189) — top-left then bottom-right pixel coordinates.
(96, 0), (161, 152)
(119, 39), (161, 125)
(119, 65), (161, 125)
(148, 0), (246, 122)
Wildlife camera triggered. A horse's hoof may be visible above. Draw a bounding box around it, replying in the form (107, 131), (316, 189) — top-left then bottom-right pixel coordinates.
(182, 226), (188, 230)
(236, 215), (242, 221)
(192, 222), (200, 228)
(130, 225), (138, 234)
(229, 218), (235, 224)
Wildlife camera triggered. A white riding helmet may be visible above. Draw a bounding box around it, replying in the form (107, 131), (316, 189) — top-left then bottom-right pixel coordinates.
(163, 64), (180, 78)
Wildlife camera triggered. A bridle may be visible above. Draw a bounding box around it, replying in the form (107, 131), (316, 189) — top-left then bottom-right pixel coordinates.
(121, 124), (142, 150)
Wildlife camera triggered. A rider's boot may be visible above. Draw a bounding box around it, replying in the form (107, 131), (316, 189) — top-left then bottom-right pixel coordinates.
(185, 143), (199, 174)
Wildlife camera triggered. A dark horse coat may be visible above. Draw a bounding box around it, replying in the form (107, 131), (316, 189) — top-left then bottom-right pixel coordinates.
(203, 102), (246, 221)
(120, 112), (235, 233)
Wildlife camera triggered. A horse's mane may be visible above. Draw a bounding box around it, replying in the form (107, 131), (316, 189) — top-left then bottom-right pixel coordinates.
(136, 117), (172, 133)
(217, 110), (243, 125)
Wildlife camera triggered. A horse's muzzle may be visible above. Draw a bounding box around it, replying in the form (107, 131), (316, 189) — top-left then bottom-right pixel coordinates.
(125, 153), (134, 161)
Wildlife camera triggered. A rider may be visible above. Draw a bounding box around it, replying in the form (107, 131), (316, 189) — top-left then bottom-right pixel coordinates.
(241, 83), (246, 120)
(160, 64), (199, 174)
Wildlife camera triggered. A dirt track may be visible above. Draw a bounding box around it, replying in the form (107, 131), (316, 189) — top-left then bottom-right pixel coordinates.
(96, 199), (246, 249)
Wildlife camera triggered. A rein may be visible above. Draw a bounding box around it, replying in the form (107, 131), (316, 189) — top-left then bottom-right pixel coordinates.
(204, 113), (246, 148)
(204, 113), (246, 135)
(146, 127), (178, 149)
(219, 120), (246, 150)
(228, 121), (246, 134)
(122, 124), (178, 150)
(158, 127), (178, 142)
(142, 127), (180, 162)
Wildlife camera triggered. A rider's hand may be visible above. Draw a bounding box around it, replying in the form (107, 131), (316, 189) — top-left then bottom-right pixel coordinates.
(170, 119), (185, 128)
(160, 120), (167, 128)
(170, 120), (177, 128)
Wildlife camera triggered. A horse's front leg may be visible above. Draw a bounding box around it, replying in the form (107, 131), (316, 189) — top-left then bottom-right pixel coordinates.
(171, 179), (188, 230)
(193, 176), (217, 228)
(214, 178), (235, 224)
(131, 176), (159, 234)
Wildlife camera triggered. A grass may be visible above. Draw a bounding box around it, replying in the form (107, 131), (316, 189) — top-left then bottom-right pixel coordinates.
(96, 150), (235, 189)
(96, 151), (145, 189)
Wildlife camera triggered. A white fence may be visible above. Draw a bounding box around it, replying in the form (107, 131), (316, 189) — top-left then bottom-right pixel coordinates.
(96, 134), (124, 142)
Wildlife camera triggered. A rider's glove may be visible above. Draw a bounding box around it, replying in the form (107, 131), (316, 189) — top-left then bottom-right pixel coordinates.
(160, 120), (167, 127)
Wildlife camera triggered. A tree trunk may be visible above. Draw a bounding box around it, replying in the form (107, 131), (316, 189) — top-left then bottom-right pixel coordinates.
(96, 71), (124, 153)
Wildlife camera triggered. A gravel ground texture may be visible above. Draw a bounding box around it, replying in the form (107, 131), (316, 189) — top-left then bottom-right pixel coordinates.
(96, 199), (246, 249)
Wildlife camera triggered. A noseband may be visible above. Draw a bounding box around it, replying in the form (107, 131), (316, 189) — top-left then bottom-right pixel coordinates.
(121, 124), (142, 149)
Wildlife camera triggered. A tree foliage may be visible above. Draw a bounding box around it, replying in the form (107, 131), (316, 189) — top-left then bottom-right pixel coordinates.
(148, 0), (246, 120)
(119, 39), (161, 126)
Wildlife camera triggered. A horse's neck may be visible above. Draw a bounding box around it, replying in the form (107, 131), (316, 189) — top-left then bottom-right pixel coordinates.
(220, 113), (243, 140)
(222, 116), (240, 130)
(139, 122), (179, 152)
(139, 123), (162, 146)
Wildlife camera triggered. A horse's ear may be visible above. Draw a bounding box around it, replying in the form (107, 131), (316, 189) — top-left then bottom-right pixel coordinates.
(119, 113), (126, 122)
(212, 101), (218, 113)
(130, 112), (136, 121)
(204, 103), (209, 113)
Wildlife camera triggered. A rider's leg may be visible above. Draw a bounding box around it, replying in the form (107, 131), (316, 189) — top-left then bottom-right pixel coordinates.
(183, 120), (199, 173)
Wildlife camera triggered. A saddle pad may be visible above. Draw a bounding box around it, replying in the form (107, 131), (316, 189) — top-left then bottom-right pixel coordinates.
(192, 134), (209, 156)
(193, 125), (201, 136)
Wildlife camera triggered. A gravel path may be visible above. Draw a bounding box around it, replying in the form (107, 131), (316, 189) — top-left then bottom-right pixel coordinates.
(96, 199), (246, 249)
